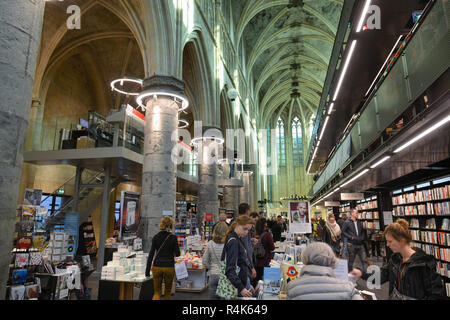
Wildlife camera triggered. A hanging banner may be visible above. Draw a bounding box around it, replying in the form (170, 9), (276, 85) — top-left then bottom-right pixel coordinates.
(288, 201), (311, 234)
(119, 191), (140, 241)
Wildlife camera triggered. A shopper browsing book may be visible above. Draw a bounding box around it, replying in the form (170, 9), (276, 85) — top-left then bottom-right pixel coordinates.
(287, 242), (363, 300)
(145, 217), (181, 300)
(217, 215), (255, 298)
(254, 218), (275, 283)
(350, 219), (448, 300)
(202, 222), (228, 299)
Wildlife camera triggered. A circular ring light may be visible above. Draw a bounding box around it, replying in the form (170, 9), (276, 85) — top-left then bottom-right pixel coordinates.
(190, 136), (225, 146)
(110, 78), (143, 96)
(136, 91), (189, 112)
(178, 119), (189, 129)
(217, 158), (243, 165)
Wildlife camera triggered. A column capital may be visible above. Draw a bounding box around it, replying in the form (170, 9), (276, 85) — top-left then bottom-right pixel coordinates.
(142, 75), (186, 98)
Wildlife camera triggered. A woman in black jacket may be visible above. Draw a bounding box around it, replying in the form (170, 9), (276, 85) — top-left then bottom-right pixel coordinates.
(221, 214), (254, 298)
(350, 219), (447, 300)
(145, 217), (180, 300)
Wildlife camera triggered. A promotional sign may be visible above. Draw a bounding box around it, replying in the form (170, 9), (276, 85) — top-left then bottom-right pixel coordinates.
(64, 213), (79, 256)
(324, 201), (340, 207)
(119, 191), (140, 241)
(340, 193), (364, 201)
(288, 201), (312, 234)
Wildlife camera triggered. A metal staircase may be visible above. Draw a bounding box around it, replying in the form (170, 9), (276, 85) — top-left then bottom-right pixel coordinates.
(45, 168), (122, 231)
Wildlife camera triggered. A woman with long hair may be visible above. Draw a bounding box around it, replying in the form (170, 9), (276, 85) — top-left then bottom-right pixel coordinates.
(145, 216), (180, 300)
(221, 214), (255, 298)
(350, 219), (447, 299)
(202, 222), (228, 299)
(323, 212), (341, 257)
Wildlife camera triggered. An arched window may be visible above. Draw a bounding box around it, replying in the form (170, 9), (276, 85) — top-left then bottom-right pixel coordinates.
(276, 118), (286, 165)
(309, 115), (315, 138)
(292, 117), (303, 165)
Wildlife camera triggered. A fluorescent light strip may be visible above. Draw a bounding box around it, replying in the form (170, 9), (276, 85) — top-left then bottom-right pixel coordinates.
(356, 0), (372, 32)
(319, 116), (330, 140)
(365, 35), (403, 97)
(327, 103), (335, 115)
(394, 114), (450, 153)
(341, 168), (370, 188)
(370, 156), (391, 169)
(333, 40), (357, 101)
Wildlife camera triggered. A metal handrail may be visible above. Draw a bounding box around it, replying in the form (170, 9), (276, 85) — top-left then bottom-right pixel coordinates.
(46, 171), (104, 220)
(40, 174), (76, 204)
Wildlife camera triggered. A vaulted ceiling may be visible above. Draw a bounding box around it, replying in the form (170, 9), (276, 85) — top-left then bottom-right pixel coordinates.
(232, 0), (344, 131)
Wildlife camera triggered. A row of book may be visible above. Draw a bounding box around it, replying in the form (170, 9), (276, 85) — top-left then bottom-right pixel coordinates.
(413, 243), (450, 262)
(393, 204), (427, 216)
(360, 211), (379, 219)
(356, 200), (377, 210)
(437, 262), (450, 280)
(412, 230), (450, 246)
(427, 202), (450, 215)
(392, 185), (450, 205)
(400, 217), (450, 231)
(363, 221), (380, 230)
(339, 205), (350, 213)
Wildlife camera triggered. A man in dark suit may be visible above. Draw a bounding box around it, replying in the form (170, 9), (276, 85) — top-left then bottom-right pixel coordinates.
(342, 208), (367, 272)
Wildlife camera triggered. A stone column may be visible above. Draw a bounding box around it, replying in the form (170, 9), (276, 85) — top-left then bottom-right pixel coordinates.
(223, 186), (239, 219)
(238, 172), (251, 206)
(197, 162), (218, 228)
(140, 76), (184, 252)
(0, 0), (45, 298)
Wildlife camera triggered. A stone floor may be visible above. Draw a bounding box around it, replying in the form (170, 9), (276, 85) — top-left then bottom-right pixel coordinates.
(83, 255), (388, 300)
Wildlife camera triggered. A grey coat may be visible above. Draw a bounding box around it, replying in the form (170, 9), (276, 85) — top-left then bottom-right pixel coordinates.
(287, 265), (363, 300)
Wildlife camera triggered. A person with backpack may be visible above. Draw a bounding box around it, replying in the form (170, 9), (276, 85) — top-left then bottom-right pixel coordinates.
(216, 215), (255, 299)
(202, 222), (228, 299)
(145, 216), (180, 300)
(254, 218), (275, 283)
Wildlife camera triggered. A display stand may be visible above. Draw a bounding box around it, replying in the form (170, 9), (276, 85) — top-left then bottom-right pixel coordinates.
(99, 278), (151, 300)
(176, 267), (208, 293)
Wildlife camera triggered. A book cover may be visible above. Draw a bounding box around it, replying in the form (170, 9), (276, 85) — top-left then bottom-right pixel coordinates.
(24, 189), (42, 206)
(9, 285), (25, 300)
(25, 284), (39, 299)
(11, 269), (27, 284)
(29, 252), (43, 266)
(263, 267), (281, 294)
(15, 253), (29, 267)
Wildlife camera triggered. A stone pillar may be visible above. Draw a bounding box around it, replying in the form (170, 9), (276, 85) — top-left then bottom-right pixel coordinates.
(223, 186), (239, 219)
(238, 172), (251, 206)
(0, 0), (45, 298)
(197, 162), (218, 228)
(140, 76), (185, 252)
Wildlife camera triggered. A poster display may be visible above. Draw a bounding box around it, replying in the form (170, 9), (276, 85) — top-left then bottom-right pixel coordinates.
(119, 191), (140, 241)
(288, 201), (311, 234)
(64, 213), (79, 256)
(24, 189), (42, 206)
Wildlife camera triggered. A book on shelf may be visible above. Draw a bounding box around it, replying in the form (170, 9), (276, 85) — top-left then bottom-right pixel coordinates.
(410, 218), (420, 228)
(432, 185), (450, 200)
(442, 218), (450, 231)
(425, 218), (436, 229)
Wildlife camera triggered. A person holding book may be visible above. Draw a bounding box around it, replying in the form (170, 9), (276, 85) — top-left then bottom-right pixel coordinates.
(350, 219), (448, 300)
(254, 218), (275, 283)
(203, 222), (228, 299)
(221, 214), (255, 298)
(287, 242), (363, 300)
(145, 216), (181, 300)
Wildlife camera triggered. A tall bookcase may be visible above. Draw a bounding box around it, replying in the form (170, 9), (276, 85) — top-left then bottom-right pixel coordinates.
(356, 196), (380, 231)
(391, 175), (450, 297)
